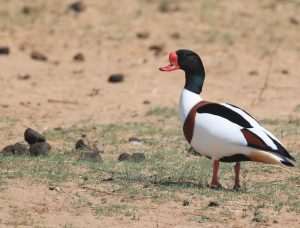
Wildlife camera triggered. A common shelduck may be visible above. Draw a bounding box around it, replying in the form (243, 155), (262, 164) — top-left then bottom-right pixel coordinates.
(159, 49), (295, 189)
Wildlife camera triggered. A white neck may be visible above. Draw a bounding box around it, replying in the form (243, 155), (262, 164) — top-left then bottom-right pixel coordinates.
(179, 89), (202, 125)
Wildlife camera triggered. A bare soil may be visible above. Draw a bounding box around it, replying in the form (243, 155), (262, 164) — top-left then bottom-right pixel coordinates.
(0, 0), (299, 227)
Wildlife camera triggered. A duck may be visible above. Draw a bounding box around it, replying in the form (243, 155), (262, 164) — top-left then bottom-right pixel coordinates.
(159, 49), (295, 189)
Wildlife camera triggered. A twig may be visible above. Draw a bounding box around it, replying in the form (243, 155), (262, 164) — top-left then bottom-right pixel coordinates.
(47, 99), (80, 105)
(251, 41), (282, 105)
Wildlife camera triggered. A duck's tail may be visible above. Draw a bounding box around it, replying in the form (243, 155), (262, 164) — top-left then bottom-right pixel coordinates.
(248, 150), (294, 167)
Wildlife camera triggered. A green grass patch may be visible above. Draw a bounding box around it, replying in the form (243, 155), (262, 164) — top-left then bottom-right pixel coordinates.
(145, 106), (177, 118)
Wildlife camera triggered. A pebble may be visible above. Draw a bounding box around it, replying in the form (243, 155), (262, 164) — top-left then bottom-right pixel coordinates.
(108, 74), (124, 83)
(24, 128), (46, 145)
(29, 142), (51, 156)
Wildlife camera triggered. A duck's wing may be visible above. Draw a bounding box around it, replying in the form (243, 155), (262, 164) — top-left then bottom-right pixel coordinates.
(195, 102), (295, 165)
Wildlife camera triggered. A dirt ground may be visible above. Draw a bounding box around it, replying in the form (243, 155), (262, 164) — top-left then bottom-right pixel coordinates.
(0, 0), (300, 227)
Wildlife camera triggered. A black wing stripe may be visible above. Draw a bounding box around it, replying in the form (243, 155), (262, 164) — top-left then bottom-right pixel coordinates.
(226, 103), (262, 126)
(196, 103), (252, 128)
(267, 135), (295, 161)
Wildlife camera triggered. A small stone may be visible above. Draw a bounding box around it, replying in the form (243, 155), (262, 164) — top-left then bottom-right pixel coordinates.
(73, 53), (84, 61)
(208, 201), (219, 207)
(49, 185), (56, 190)
(22, 6), (31, 15)
(129, 137), (142, 145)
(49, 185), (60, 191)
(149, 44), (164, 56)
(18, 74), (31, 80)
(102, 177), (113, 182)
(118, 152), (131, 161)
(69, 1), (86, 13)
(136, 31), (150, 39)
(289, 17), (299, 25)
(143, 184), (150, 188)
(0, 47), (10, 55)
(1, 143), (28, 156)
(182, 199), (190, 206)
(31, 51), (47, 61)
(24, 128), (46, 145)
(29, 142), (51, 156)
(83, 176), (88, 180)
(170, 32), (180, 39)
(281, 69), (289, 75)
(108, 74), (124, 83)
(248, 70), (258, 76)
(75, 138), (103, 153)
(131, 152), (145, 162)
(158, 1), (180, 13)
(143, 100), (151, 105)
(79, 150), (102, 162)
(12, 143), (28, 155)
(1, 145), (14, 156)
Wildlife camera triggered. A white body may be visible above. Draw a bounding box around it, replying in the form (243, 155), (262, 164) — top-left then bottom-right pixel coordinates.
(179, 89), (285, 162)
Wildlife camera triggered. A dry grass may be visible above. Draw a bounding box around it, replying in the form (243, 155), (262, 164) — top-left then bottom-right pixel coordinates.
(1, 110), (299, 226)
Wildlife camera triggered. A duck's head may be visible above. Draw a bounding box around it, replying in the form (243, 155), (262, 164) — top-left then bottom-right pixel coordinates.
(160, 49), (205, 94)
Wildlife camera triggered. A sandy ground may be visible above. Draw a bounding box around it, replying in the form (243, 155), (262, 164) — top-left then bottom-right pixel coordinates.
(0, 0), (299, 227)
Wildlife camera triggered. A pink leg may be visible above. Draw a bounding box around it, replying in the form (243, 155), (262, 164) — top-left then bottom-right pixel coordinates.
(234, 162), (241, 189)
(210, 160), (222, 189)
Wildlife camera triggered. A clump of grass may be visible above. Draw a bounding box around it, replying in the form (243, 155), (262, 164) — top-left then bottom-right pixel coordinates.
(146, 106), (177, 118)
(253, 204), (265, 222)
(198, 215), (217, 223)
(92, 204), (137, 217)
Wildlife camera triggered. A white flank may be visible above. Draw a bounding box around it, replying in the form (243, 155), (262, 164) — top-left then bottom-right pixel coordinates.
(178, 90), (287, 161)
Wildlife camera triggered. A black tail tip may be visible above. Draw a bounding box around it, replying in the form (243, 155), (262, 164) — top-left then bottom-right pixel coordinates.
(281, 160), (294, 167)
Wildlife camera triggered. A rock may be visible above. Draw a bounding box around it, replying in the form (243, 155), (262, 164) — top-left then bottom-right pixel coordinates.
(0, 47), (10, 55)
(131, 152), (145, 162)
(29, 142), (51, 156)
(31, 51), (47, 61)
(136, 31), (150, 39)
(143, 100), (151, 105)
(289, 17), (299, 25)
(118, 152), (131, 161)
(129, 137), (142, 145)
(21, 6), (31, 14)
(1, 145), (14, 155)
(49, 185), (61, 191)
(18, 74), (31, 80)
(49, 185), (56, 190)
(24, 128), (46, 145)
(248, 70), (258, 76)
(149, 44), (164, 56)
(182, 199), (190, 206)
(208, 201), (220, 207)
(158, 1), (180, 13)
(69, 1), (86, 13)
(170, 32), (180, 39)
(79, 150), (102, 162)
(75, 138), (103, 153)
(281, 69), (289, 75)
(73, 53), (85, 61)
(1, 143), (28, 156)
(12, 143), (28, 155)
(108, 74), (124, 83)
